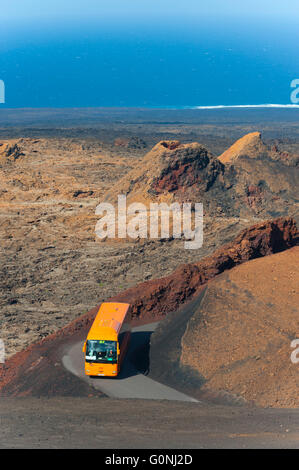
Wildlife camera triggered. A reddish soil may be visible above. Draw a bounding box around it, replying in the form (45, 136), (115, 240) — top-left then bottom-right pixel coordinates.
(1, 132), (297, 361)
(0, 216), (297, 397)
(180, 246), (299, 407)
(111, 216), (298, 319)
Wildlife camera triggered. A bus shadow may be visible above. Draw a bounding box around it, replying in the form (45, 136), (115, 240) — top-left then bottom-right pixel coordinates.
(118, 329), (153, 380)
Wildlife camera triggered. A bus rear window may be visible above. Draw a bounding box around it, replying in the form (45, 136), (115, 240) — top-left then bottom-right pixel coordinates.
(85, 340), (117, 363)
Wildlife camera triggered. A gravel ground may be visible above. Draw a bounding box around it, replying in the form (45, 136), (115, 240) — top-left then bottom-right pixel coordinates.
(1, 397), (299, 448)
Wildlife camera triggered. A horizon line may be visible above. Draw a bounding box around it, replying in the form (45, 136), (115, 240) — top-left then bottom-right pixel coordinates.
(1, 103), (299, 111)
(192, 104), (299, 109)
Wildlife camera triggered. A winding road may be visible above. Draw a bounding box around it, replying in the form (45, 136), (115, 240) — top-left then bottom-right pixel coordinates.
(62, 322), (198, 402)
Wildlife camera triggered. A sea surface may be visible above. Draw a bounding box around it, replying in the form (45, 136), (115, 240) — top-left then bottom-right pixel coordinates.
(0, 18), (298, 108)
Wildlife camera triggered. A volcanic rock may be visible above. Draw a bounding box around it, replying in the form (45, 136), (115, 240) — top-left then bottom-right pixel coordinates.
(111, 217), (298, 319)
(104, 136), (299, 219)
(0, 140), (23, 162)
(150, 245), (299, 407)
(219, 131), (299, 167)
(114, 137), (147, 149)
(105, 140), (226, 204)
(0, 216), (297, 398)
(218, 131), (266, 163)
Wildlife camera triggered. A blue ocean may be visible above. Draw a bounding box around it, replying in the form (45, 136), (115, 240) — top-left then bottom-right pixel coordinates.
(0, 17), (298, 108)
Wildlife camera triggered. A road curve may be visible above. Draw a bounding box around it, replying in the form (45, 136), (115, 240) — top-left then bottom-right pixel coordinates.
(62, 322), (198, 402)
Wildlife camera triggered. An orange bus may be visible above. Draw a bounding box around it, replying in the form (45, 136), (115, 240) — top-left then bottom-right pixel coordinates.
(82, 302), (131, 377)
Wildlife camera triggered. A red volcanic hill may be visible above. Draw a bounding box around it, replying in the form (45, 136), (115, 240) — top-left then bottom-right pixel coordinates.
(104, 140), (225, 206)
(0, 216), (297, 400)
(150, 245), (299, 408)
(103, 135), (299, 219)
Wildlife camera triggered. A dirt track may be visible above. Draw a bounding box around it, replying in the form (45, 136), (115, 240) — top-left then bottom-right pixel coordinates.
(2, 397), (299, 448)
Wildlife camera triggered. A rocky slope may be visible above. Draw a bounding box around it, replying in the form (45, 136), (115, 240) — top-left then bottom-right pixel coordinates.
(104, 140), (226, 207)
(218, 131), (267, 163)
(0, 217), (297, 399)
(150, 246), (299, 408)
(219, 131), (299, 167)
(111, 217), (298, 319)
(3, 136), (224, 358)
(218, 132), (299, 217)
(0, 131), (298, 360)
(104, 133), (299, 220)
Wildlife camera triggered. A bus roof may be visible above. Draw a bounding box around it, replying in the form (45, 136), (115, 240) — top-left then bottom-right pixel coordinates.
(87, 302), (130, 341)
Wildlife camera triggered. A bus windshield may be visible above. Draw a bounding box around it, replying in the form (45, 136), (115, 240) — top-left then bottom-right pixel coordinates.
(85, 340), (117, 363)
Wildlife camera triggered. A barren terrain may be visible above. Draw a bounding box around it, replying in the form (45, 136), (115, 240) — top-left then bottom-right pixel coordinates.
(0, 215), (297, 404)
(1, 108), (298, 358)
(2, 397), (299, 449)
(150, 247), (299, 408)
(0, 108), (299, 448)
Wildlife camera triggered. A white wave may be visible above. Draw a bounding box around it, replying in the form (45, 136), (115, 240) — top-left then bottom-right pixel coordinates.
(193, 104), (299, 109)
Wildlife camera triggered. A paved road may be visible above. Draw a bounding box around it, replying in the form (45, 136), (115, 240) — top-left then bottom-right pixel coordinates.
(62, 322), (198, 402)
